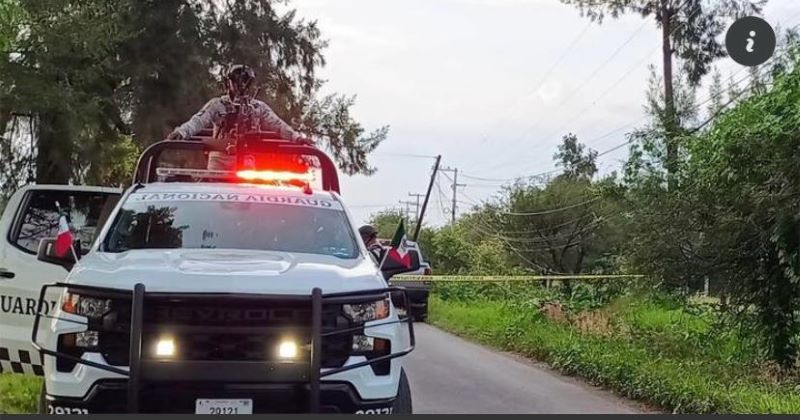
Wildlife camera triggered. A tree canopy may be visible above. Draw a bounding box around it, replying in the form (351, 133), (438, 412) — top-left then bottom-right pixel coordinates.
(0, 0), (388, 194)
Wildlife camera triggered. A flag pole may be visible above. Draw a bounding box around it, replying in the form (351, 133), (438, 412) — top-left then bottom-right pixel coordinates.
(55, 201), (80, 266)
(377, 247), (390, 271)
(379, 219), (408, 271)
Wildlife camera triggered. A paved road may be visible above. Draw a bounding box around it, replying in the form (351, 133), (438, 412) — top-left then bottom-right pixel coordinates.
(405, 324), (643, 414)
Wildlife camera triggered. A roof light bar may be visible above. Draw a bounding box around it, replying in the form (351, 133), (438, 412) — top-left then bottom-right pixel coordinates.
(156, 167), (234, 179)
(236, 169), (314, 183)
(155, 167), (315, 186)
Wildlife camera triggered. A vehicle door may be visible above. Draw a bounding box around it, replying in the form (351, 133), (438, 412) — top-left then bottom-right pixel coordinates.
(0, 185), (120, 376)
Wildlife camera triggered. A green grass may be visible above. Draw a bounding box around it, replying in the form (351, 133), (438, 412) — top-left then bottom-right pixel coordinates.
(0, 373), (41, 414)
(429, 296), (800, 414)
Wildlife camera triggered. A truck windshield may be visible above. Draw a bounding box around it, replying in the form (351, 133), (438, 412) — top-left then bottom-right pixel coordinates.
(103, 192), (357, 258)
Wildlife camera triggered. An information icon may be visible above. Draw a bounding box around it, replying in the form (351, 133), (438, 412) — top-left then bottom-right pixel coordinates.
(725, 16), (776, 67)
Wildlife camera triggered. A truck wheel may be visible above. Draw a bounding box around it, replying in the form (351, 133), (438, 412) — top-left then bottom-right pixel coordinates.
(392, 369), (412, 414)
(411, 304), (428, 323)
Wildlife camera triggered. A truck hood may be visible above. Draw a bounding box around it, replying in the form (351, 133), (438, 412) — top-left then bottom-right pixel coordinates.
(67, 249), (385, 295)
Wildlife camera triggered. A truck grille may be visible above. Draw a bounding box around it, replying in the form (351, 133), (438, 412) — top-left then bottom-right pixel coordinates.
(102, 296), (355, 368)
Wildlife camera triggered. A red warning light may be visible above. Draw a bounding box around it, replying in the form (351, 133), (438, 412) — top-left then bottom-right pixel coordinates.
(235, 169), (314, 183)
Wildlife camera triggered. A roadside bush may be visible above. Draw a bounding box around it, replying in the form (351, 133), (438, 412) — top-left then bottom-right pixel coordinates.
(431, 297), (800, 413)
(624, 48), (800, 368)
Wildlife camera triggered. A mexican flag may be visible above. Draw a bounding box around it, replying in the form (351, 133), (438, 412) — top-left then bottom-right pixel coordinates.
(54, 205), (74, 258)
(383, 220), (411, 268)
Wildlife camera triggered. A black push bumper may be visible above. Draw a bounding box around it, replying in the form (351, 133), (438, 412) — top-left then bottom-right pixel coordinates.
(33, 283), (414, 413)
(43, 380), (395, 414)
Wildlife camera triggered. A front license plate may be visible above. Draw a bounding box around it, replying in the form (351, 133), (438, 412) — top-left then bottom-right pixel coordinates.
(195, 399), (253, 415)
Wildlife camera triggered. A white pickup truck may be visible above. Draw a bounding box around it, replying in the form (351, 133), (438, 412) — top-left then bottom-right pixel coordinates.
(0, 137), (418, 414)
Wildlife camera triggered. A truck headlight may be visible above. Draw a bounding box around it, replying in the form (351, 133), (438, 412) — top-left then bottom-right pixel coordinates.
(278, 340), (298, 359)
(155, 337), (176, 357)
(343, 297), (390, 323)
(56, 291), (117, 373)
(61, 292), (111, 318)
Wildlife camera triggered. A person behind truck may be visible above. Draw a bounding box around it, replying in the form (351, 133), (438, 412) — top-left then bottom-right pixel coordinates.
(166, 64), (306, 170)
(359, 225), (385, 263)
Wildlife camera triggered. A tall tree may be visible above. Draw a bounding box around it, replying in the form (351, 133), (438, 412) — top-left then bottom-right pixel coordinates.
(0, 0), (130, 184)
(554, 133), (598, 180)
(624, 65), (698, 184)
(495, 136), (622, 277)
(679, 50), (800, 366)
(0, 0), (388, 191)
(0, 0), (22, 53)
(706, 68), (724, 116)
(560, 0), (763, 187)
(121, 0), (216, 145)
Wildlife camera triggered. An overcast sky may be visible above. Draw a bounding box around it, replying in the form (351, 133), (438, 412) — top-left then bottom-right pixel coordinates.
(287, 0), (800, 227)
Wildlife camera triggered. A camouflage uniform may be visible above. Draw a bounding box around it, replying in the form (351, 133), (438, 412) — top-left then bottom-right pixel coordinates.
(173, 95), (302, 170)
(366, 239), (385, 262)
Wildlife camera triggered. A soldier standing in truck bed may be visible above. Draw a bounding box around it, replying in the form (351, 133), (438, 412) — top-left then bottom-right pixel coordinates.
(167, 64), (306, 170)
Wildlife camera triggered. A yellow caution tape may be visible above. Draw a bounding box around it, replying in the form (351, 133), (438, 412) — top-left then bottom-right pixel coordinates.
(392, 274), (644, 282)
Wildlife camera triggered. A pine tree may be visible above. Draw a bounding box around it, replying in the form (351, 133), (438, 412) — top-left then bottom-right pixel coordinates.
(560, 0), (763, 188)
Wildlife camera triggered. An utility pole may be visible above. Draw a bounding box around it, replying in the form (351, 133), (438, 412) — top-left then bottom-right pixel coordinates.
(440, 167), (465, 225)
(408, 193), (424, 222)
(413, 155), (442, 241)
(398, 200), (414, 227)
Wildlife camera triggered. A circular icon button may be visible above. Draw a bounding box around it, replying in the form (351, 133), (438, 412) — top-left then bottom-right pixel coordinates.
(726, 16), (776, 67)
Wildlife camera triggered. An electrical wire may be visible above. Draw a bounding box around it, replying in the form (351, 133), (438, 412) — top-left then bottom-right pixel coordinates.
(373, 153), (439, 159)
(349, 204), (399, 208)
(471, 21), (594, 148)
(592, 39), (799, 160)
(434, 172), (451, 222)
(473, 18), (652, 174)
(467, 0), (702, 176)
(459, 48), (785, 187)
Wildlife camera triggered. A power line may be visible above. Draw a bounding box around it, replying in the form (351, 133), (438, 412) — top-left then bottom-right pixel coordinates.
(468, 0), (699, 176)
(580, 16), (800, 162)
(474, 19), (652, 174)
(458, 48), (777, 187)
(593, 39), (799, 160)
(457, 207), (589, 274)
(460, 168), (562, 186)
(447, 29), (799, 222)
(488, 197), (601, 217)
(434, 173), (451, 222)
(408, 192), (424, 223)
(522, 1), (703, 158)
(492, 213), (598, 236)
(470, 21), (594, 151)
(456, 46), (795, 230)
(373, 152), (438, 159)
(471, 218), (609, 244)
(439, 167), (466, 225)
(349, 203), (398, 208)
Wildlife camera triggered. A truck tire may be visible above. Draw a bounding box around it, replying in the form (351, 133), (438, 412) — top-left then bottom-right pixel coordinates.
(411, 303), (428, 323)
(392, 369), (412, 414)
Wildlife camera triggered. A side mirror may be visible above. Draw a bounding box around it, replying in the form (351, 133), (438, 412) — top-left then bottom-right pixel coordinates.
(380, 249), (422, 280)
(37, 238), (77, 271)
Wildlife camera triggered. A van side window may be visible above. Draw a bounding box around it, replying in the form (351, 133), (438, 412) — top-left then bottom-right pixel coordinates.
(11, 191), (118, 255)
